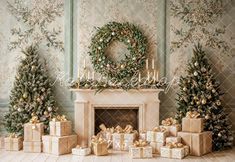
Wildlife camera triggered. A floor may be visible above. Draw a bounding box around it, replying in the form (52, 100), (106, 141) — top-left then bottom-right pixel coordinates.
(0, 148), (235, 162)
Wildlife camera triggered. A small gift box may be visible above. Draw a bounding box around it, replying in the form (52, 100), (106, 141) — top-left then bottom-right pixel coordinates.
(5, 134), (23, 151)
(24, 123), (44, 142)
(146, 127), (168, 143)
(160, 117), (181, 136)
(23, 141), (42, 153)
(182, 111), (204, 133)
(112, 125), (137, 151)
(160, 142), (189, 159)
(50, 115), (72, 136)
(0, 136), (4, 149)
(42, 134), (77, 155)
(149, 142), (164, 154)
(166, 137), (181, 143)
(72, 145), (91, 156)
(129, 140), (152, 159)
(139, 131), (147, 141)
(178, 131), (212, 156)
(91, 136), (108, 156)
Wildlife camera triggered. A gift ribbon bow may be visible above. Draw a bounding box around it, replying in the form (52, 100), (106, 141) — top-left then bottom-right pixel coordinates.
(166, 142), (184, 149)
(91, 135), (106, 144)
(115, 125), (134, 133)
(8, 133), (18, 138)
(152, 126), (166, 132)
(186, 111), (200, 118)
(52, 115), (67, 122)
(29, 115), (40, 124)
(161, 117), (177, 126)
(133, 140), (148, 147)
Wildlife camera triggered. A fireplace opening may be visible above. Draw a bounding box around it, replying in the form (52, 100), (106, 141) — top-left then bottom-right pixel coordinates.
(94, 107), (139, 134)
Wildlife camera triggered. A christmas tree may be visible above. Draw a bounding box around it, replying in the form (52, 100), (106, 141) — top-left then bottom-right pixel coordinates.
(4, 45), (58, 135)
(175, 44), (233, 151)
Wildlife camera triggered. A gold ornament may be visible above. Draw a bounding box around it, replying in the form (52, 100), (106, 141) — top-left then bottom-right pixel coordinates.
(106, 64), (110, 68)
(183, 87), (187, 91)
(98, 46), (101, 50)
(205, 114), (210, 119)
(194, 71), (198, 76)
(196, 101), (200, 105)
(216, 100), (221, 106)
(36, 98), (41, 102)
(48, 107), (52, 112)
(111, 32), (115, 36)
(218, 133), (222, 137)
(99, 38), (103, 42)
(31, 65), (36, 71)
(201, 67), (206, 72)
(44, 111), (48, 115)
(201, 98), (207, 105)
(120, 64), (125, 69)
(212, 89), (216, 93)
(194, 62), (199, 66)
(17, 108), (22, 112)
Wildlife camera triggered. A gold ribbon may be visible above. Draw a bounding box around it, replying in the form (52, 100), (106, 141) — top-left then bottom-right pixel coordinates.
(186, 111), (200, 118)
(165, 142), (184, 149)
(52, 115), (67, 122)
(161, 117), (177, 126)
(132, 140), (148, 158)
(49, 136), (52, 153)
(8, 133), (18, 150)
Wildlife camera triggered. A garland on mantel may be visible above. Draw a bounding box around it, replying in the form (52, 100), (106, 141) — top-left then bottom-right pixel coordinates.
(70, 78), (167, 93)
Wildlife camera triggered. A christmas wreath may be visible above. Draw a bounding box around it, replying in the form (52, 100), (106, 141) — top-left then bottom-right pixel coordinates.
(89, 22), (148, 80)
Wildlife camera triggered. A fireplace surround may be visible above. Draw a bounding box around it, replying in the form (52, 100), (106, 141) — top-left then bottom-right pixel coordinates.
(72, 89), (163, 147)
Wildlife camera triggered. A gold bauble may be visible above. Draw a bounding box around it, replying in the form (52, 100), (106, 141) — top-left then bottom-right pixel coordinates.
(201, 98), (207, 105)
(120, 64), (125, 69)
(183, 87), (187, 91)
(216, 100), (221, 106)
(31, 65), (36, 71)
(36, 98), (41, 102)
(196, 101), (200, 105)
(23, 93), (27, 99)
(212, 89), (216, 93)
(205, 114), (210, 119)
(218, 133), (222, 137)
(44, 111), (48, 115)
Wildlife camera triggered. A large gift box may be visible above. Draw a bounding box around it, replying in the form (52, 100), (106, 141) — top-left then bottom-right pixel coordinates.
(166, 137), (181, 143)
(91, 136), (108, 156)
(129, 140), (152, 159)
(0, 137), (4, 149)
(160, 143), (189, 159)
(146, 127), (168, 143)
(182, 111), (204, 133)
(50, 115), (72, 136)
(178, 131), (212, 156)
(72, 146), (91, 156)
(24, 123), (44, 141)
(149, 142), (164, 154)
(23, 141), (42, 153)
(112, 133), (136, 151)
(4, 135), (23, 151)
(160, 117), (181, 136)
(42, 135), (77, 155)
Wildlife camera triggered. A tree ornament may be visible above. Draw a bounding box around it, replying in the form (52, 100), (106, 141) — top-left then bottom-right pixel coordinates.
(31, 65), (36, 71)
(23, 93), (28, 99)
(98, 46), (101, 50)
(201, 98), (207, 105)
(44, 111), (48, 115)
(37, 98), (41, 102)
(216, 100), (221, 106)
(218, 133), (222, 137)
(111, 32), (115, 36)
(193, 71), (198, 76)
(127, 39), (130, 43)
(205, 114), (210, 119)
(132, 57), (136, 61)
(193, 96), (198, 100)
(17, 107), (22, 112)
(48, 107), (52, 112)
(13, 105), (17, 109)
(196, 101), (200, 105)
(120, 64), (125, 69)
(106, 64), (110, 68)
(183, 87), (187, 91)
(212, 89), (216, 93)
(194, 61), (199, 66)
(201, 67), (206, 72)
(99, 38), (103, 42)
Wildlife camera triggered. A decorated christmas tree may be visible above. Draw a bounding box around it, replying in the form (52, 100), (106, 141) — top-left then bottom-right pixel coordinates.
(175, 44), (233, 151)
(4, 45), (58, 135)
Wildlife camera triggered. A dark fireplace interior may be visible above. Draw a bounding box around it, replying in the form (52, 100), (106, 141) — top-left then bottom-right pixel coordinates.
(94, 107), (139, 134)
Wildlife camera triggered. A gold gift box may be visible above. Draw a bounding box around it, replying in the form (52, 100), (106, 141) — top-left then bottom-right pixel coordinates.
(42, 135), (77, 155)
(146, 130), (168, 143)
(49, 121), (72, 137)
(160, 145), (189, 159)
(23, 141), (42, 153)
(24, 123), (44, 141)
(178, 131), (212, 156)
(4, 136), (23, 151)
(92, 142), (108, 156)
(129, 146), (153, 159)
(182, 118), (204, 133)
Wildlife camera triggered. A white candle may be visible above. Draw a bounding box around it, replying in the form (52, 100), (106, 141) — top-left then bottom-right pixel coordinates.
(152, 59), (155, 70)
(77, 68), (80, 79)
(156, 71), (159, 81)
(87, 70), (90, 79)
(153, 70), (156, 81)
(147, 71), (150, 81)
(146, 59), (148, 70)
(83, 59), (86, 69)
(138, 73), (141, 83)
(92, 71), (95, 80)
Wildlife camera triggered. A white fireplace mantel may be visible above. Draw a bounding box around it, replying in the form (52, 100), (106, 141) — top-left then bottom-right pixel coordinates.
(71, 89), (163, 147)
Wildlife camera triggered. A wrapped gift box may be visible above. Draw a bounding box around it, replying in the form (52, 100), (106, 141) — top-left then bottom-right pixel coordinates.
(24, 123), (44, 141)
(0, 137), (4, 149)
(139, 131), (147, 141)
(23, 141), (42, 153)
(146, 130), (168, 143)
(182, 118), (204, 133)
(92, 142), (108, 156)
(72, 147), (91, 156)
(129, 146), (152, 159)
(149, 142), (164, 154)
(160, 145), (189, 159)
(42, 134), (77, 155)
(160, 125), (181, 136)
(112, 133), (136, 151)
(178, 131), (212, 156)
(166, 137), (181, 143)
(5, 136), (23, 151)
(50, 121), (72, 137)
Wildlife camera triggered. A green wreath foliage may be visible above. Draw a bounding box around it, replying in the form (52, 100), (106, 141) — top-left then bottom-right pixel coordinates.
(89, 22), (148, 80)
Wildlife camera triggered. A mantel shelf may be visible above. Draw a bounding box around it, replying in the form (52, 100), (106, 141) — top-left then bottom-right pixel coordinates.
(70, 88), (164, 93)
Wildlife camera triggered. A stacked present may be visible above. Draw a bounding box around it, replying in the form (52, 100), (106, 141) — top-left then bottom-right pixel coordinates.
(129, 140), (152, 159)
(91, 135), (108, 156)
(42, 115), (77, 155)
(4, 133), (23, 151)
(178, 111), (212, 156)
(160, 142), (189, 159)
(23, 115), (44, 152)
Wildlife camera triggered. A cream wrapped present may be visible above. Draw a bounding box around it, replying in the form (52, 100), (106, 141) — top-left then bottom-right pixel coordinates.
(112, 125), (137, 151)
(0, 136), (4, 149)
(129, 140), (152, 159)
(166, 137), (181, 143)
(4, 134), (23, 151)
(50, 115), (72, 136)
(182, 111), (204, 133)
(72, 145), (91, 156)
(42, 134), (77, 155)
(160, 142), (189, 159)
(23, 141), (42, 153)
(91, 136), (108, 156)
(146, 127), (168, 143)
(160, 117), (181, 136)
(149, 141), (164, 154)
